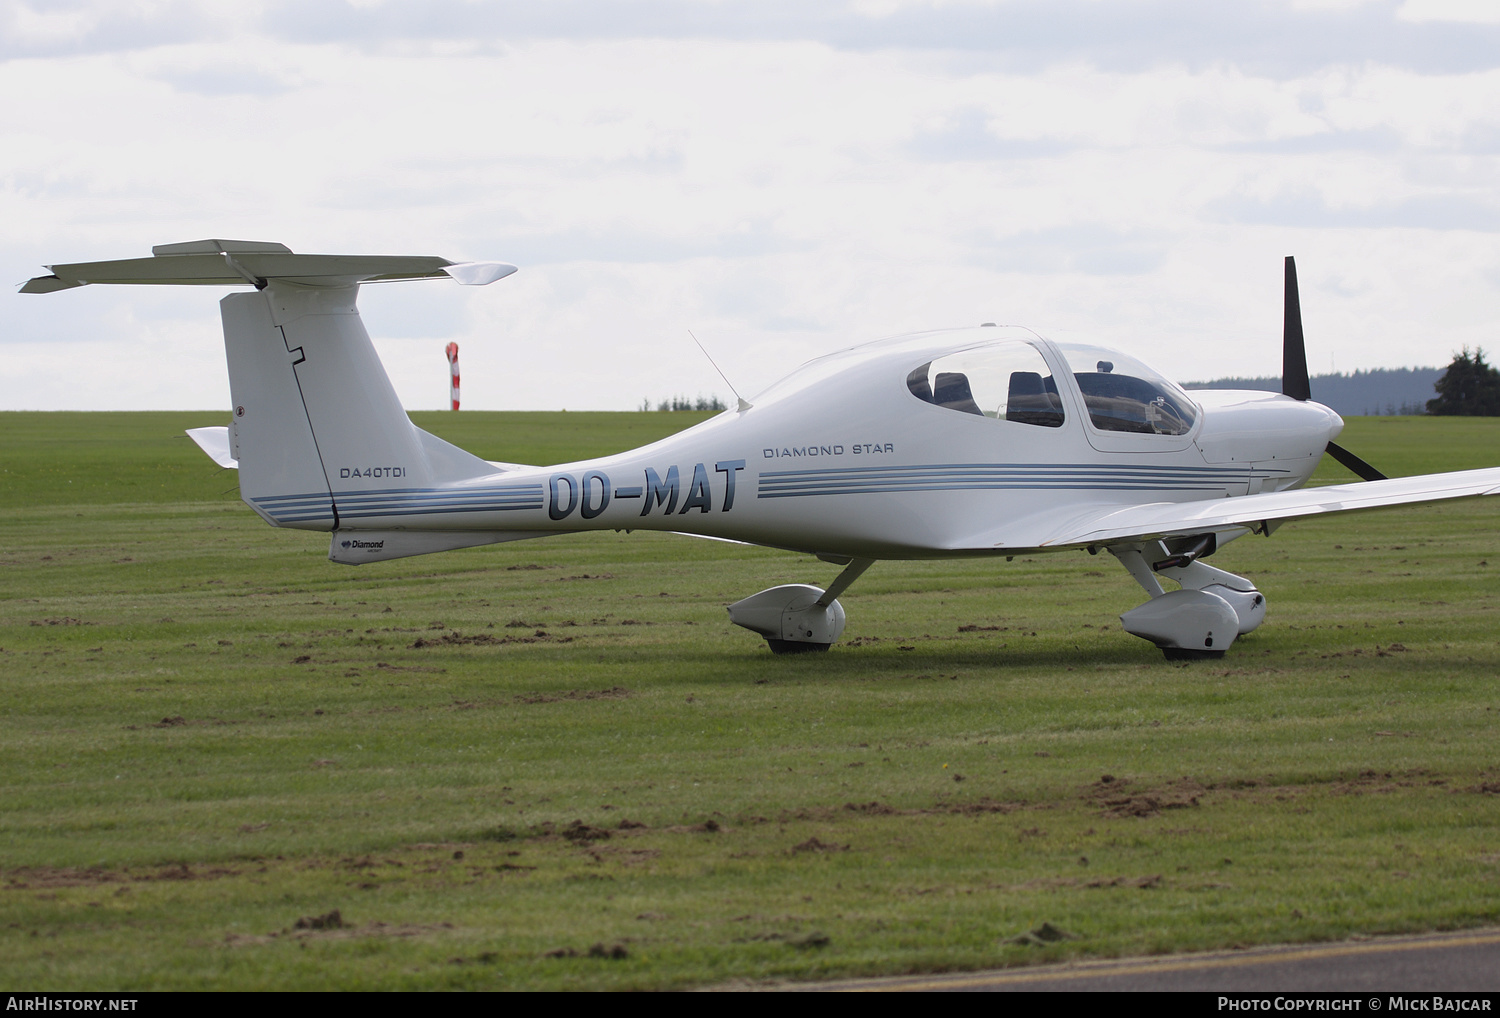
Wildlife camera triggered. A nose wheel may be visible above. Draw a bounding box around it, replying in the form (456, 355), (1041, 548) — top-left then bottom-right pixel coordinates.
(1120, 588), (1237, 659)
(1109, 543), (1265, 660)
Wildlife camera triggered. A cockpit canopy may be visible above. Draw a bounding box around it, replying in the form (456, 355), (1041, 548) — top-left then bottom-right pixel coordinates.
(906, 340), (1065, 427)
(907, 339), (1197, 436)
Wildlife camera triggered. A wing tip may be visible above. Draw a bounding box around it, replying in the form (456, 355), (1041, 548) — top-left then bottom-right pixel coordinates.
(442, 262), (518, 286)
(19, 275), (83, 294)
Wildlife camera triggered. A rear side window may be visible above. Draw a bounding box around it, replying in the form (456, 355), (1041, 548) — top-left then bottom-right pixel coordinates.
(907, 341), (1064, 427)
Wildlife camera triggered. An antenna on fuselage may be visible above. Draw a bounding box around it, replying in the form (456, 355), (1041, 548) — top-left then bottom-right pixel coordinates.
(688, 330), (752, 412)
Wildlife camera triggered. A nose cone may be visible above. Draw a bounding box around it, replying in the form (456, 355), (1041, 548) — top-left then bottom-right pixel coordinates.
(1194, 390), (1343, 465)
(1319, 403), (1345, 442)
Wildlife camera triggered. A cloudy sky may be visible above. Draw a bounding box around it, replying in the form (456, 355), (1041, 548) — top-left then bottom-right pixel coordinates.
(3, 0), (1499, 411)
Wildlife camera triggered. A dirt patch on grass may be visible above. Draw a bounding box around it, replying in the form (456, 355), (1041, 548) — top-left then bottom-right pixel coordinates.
(1327, 770), (1425, 796)
(1319, 643), (1411, 660)
(822, 797), (1030, 821)
(225, 917), (456, 947)
(1229, 768), (1452, 799)
(790, 837), (848, 854)
(1097, 794), (1198, 819)
(429, 687), (632, 712)
(513, 687), (631, 705)
(1080, 769), (1470, 817)
(596, 846), (662, 865)
(664, 819), (725, 834)
(1087, 874), (1163, 889)
(130, 716), (245, 731)
(148, 863), (242, 882)
(5, 867), (124, 890)
(544, 942), (629, 959)
(1084, 775), (1203, 818)
(948, 798), (1030, 816)
(295, 909), (345, 930)
(410, 630), (574, 648)
(993, 874), (1162, 894)
(562, 821), (613, 843)
(1008, 921), (1081, 945)
(4, 863), (241, 890)
(843, 801), (899, 816)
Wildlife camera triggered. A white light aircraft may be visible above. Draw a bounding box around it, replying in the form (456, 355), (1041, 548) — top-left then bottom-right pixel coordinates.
(23, 241), (1500, 659)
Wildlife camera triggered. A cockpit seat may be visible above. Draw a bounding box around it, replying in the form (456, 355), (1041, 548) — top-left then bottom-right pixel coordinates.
(933, 372), (983, 415)
(1006, 371), (1065, 427)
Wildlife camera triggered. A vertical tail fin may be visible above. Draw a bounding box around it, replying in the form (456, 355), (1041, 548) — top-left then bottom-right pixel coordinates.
(228, 282), (497, 530)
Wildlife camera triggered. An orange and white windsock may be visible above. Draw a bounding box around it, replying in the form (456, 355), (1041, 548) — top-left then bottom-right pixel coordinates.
(445, 342), (460, 410)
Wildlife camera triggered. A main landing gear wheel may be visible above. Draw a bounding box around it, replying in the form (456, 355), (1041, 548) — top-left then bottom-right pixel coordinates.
(728, 559), (874, 654)
(726, 584), (846, 653)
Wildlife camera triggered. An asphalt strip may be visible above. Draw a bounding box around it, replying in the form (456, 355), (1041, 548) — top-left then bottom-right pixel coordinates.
(771, 928), (1500, 992)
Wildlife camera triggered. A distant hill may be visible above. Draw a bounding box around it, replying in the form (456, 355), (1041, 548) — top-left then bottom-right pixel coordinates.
(1182, 367), (1441, 416)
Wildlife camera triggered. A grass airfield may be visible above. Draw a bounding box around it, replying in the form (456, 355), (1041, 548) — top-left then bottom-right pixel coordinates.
(1, 411), (1498, 990)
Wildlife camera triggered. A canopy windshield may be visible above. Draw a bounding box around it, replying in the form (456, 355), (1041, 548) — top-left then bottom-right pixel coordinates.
(1055, 343), (1197, 436)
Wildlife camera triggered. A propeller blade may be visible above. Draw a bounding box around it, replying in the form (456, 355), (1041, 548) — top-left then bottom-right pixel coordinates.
(1283, 255), (1311, 402)
(1326, 441), (1388, 482)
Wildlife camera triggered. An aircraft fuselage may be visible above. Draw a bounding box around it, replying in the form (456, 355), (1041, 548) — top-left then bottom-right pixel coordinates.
(305, 327), (1344, 562)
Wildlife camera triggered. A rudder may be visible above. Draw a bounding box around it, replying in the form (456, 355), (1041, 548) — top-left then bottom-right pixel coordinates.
(223, 290), (335, 529)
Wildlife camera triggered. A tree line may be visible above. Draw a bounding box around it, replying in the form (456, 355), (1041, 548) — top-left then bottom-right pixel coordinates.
(1427, 348), (1500, 416)
(639, 394), (728, 412)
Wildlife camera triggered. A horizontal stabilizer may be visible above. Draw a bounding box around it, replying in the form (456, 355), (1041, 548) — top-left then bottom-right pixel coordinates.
(21, 239), (515, 292)
(186, 426), (237, 469)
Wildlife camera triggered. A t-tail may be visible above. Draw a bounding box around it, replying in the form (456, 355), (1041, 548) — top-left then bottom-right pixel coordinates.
(21, 240), (519, 557)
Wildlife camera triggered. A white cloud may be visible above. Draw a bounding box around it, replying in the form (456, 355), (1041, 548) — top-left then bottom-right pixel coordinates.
(3, 10), (1499, 411)
(1397, 0), (1500, 23)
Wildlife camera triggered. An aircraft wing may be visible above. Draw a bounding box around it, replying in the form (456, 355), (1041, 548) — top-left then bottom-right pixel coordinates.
(975, 467), (1500, 551)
